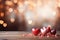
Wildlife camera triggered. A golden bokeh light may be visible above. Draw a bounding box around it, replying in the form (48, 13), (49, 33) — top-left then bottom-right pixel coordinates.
(0, 20), (4, 24)
(1, 0), (60, 28)
(17, 2), (25, 13)
(0, 12), (4, 17)
(5, 1), (13, 6)
(28, 1), (36, 10)
(13, 0), (18, 3)
(3, 23), (7, 27)
(58, 3), (60, 7)
(10, 18), (15, 23)
(24, 1), (29, 5)
(28, 20), (32, 25)
(8, 8), (13, 12)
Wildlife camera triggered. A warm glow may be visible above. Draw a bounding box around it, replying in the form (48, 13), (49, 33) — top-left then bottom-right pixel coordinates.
(52, 11), (56, 16)
(0, 4), (3, 9)
(3, 23), (7, 27)
(13, 0), (18, 3)
(58, 3), (60, 7)
(0, 20), (4, 24)
(2, 0), (60, 29)
(37, 5), (56, 19)
(18, 2), (25, 13)
(0, 12), (4, 17)
(48, 25), (51, 28)
(23, 0), (58, 28)
(28, 1), (36, 10)
(5, 1), (13, 6)
(8, 8), (13, 12)
(28, 20), (32, 25)
(0, 0), (1, 2)
(10, 18), (15, 23)
(24, 1), (29, 5)
(57, 0), (60, 7)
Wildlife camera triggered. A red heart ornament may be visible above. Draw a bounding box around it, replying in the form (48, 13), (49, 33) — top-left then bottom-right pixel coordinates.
(32, 28), (40, 36)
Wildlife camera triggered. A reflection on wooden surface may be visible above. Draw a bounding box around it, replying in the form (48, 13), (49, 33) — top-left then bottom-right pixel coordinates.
(0, 31), (60, 40)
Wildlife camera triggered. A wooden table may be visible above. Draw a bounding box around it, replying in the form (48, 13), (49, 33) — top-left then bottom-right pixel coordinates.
(0, 31), (60, 40)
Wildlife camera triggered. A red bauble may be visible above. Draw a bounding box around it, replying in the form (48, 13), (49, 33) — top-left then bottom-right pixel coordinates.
(46, 26), (51, 33)
(40, 27), (47, 36)
(51, 29), (56, 35)
(32, 28), (40, 36)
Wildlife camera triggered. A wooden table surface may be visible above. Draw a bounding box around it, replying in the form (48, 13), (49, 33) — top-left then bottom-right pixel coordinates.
(0, 31), (60, 40)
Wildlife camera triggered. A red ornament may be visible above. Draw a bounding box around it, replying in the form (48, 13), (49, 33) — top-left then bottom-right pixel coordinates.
(40, 27), (47, 36)
(32, 28), (40, 36)
(46, 26), (51, 33)
(51, 29), (56, 35)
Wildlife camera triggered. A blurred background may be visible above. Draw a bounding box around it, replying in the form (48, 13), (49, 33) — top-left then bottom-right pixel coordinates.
(0, 0), (60, 31)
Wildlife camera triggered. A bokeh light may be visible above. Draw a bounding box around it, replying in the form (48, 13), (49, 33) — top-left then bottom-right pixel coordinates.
(28, 20), (32, 25)
(0, 12), (4, 17)
(5, 1), (13, 6)
(10, 18), (15, 23)
(57, 0), (60, 7)
(0, 20), (4, 24)
(3, 23), (7, 27)
(8, 8), (13, 12)
(13, 0), (18, 4)
(17, 2), (25, 13)
(0, 0), (60, 31)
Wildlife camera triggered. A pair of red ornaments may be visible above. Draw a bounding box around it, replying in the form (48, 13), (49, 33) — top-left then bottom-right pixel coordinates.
(32, 26), (56, 36)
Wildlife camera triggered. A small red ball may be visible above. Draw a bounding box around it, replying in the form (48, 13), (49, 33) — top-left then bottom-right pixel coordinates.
(51, 29), (56, 35)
